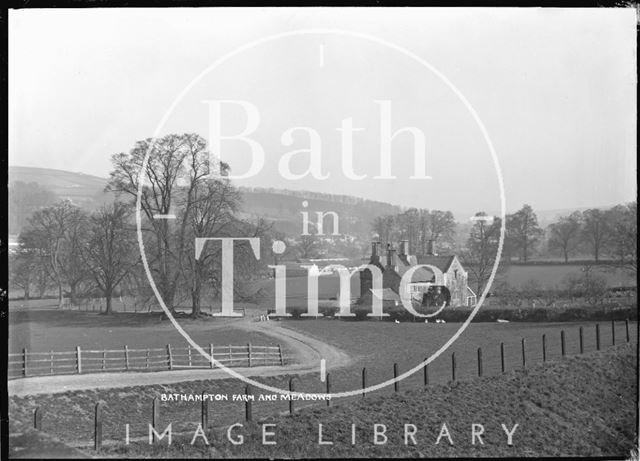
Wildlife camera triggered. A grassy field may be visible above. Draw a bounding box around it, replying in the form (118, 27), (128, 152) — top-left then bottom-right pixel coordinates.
(11, 343), (636, 458)
(274, 319), (637, 397)
(8, 308), (280, 354)
(503, 264), (635, 288)
(8, 319), (637, 449)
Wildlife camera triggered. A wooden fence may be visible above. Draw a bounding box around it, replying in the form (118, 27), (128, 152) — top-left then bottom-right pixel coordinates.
(24, 319), (634, 451)
(8, 343), (284, 380)
(28, 320), (635, 451)
(59, 297), (247, 316)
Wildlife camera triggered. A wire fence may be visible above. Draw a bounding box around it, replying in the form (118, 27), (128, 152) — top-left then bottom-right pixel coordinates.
(20, 319), (636, 451)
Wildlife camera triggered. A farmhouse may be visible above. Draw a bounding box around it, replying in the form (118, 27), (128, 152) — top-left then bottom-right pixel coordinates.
(358, 240), (476, 308)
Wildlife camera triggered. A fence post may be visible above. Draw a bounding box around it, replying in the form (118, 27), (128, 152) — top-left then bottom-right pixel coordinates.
(188, 345), (192, 367)
(228, 345), (232, 365)
(210, 344), (214, 369)
(542, 334), (546, 362)
(521, 339), (526, 368)
(247, 343), (252, 368)
(451, 353), (456, 381)
(596, 324), (600, 351)
(289, 378), (295, 415)
(326, 373), (331, 407)
(201, 392), (209, 429)
(34, 407), (42, 430)
(245, 385), (252, 422)
(579, 327), (584, 354)
(423, 359), (429, 386)
(94, 402), (103, 451)
(167, 344), (173, 370)
(77, 346), (82, 374)
(152, 397), (159, 443)
(362, 368), (367, 397)
(146, 349), (150, 369)
(561, 331), (566, 357)
(625, 319), (630, 343)
(500, 342), (505, 373)
(278, 344), (284, 366)
(23, 348), (28, 377)
(393, 363), (399, 392)
(612, 320), (615, 345)
(50, 350), (54, 375)
(124, 345), (130, 371)
(477, 347), (483, 377)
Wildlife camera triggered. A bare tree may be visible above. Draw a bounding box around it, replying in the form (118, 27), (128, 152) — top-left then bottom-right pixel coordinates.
(580, 208), (609, 262)
(179, 169), (241, 316)
(547, 211), (582, 263)
(9, 252), (34, 299)
(606, 201), (637, 273)
(426, 210), (456, 251)
(81, 202), (139, 314)
(25, 200), (78, 307)
(295, 234), (322, 259)
(108, 133), (211, 314)
(372, 214), (397, 243)
(506, 204), (543, 263)
(461, 212), (503, 294)
(59, 207), (91, 305)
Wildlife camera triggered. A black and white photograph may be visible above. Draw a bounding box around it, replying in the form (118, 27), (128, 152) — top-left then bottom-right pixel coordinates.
(3, 6), (638, 459)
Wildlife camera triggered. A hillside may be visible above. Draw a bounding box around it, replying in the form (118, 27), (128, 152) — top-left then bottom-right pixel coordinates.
(8, 166), (401, 238)
(8, 166), (617, 238)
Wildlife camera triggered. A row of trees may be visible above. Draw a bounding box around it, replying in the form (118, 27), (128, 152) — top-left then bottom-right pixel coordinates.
(499, 203), (637, 266)
(11, 200), (138, 313)
(546, 204), (637, 265)
(10, 133), (275, 315)
(465, 203), (637, 294)
(371, 209), (457, 255)
(373, 202), (637, 294)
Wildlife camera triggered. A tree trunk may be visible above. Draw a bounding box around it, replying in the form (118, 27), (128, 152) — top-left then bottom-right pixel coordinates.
(564, 249), (569, 263)
(104, 290), (113, 314)
(57, 282), (63, 308)
(69, 282), (77, 306)
(23, 285), (30, 300)
(191, 290), (201, 317)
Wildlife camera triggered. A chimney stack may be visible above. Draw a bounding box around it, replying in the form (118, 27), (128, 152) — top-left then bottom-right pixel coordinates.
(386, 243), (396, 267)
(371, 241), (379, 257)
(400, 240), (408, 256)
(426, 239), (436, 256)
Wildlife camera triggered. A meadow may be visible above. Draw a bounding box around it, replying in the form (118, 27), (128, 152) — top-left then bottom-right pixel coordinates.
(8, 310), (637, 449)
(8, 307), (280, 354)
(10, 343), (637, 458)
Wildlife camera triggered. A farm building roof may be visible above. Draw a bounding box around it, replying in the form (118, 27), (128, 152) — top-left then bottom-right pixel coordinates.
(417, 255), (456, 273)
(393, 261), (435, 283)
(370, 288), (401, 301)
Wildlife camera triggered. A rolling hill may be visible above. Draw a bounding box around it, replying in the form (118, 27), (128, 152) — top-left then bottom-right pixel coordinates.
(8, 166), (616, 238)
(8, 166), (402, 238)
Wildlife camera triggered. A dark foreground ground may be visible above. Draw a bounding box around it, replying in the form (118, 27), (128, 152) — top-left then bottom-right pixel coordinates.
(10, 342), (637, 458)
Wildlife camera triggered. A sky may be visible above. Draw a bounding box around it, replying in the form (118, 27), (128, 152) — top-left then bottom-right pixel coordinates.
(8, 7), (637, 214)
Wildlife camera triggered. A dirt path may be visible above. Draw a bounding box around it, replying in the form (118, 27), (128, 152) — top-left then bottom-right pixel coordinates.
(8, 318), (352, 397)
